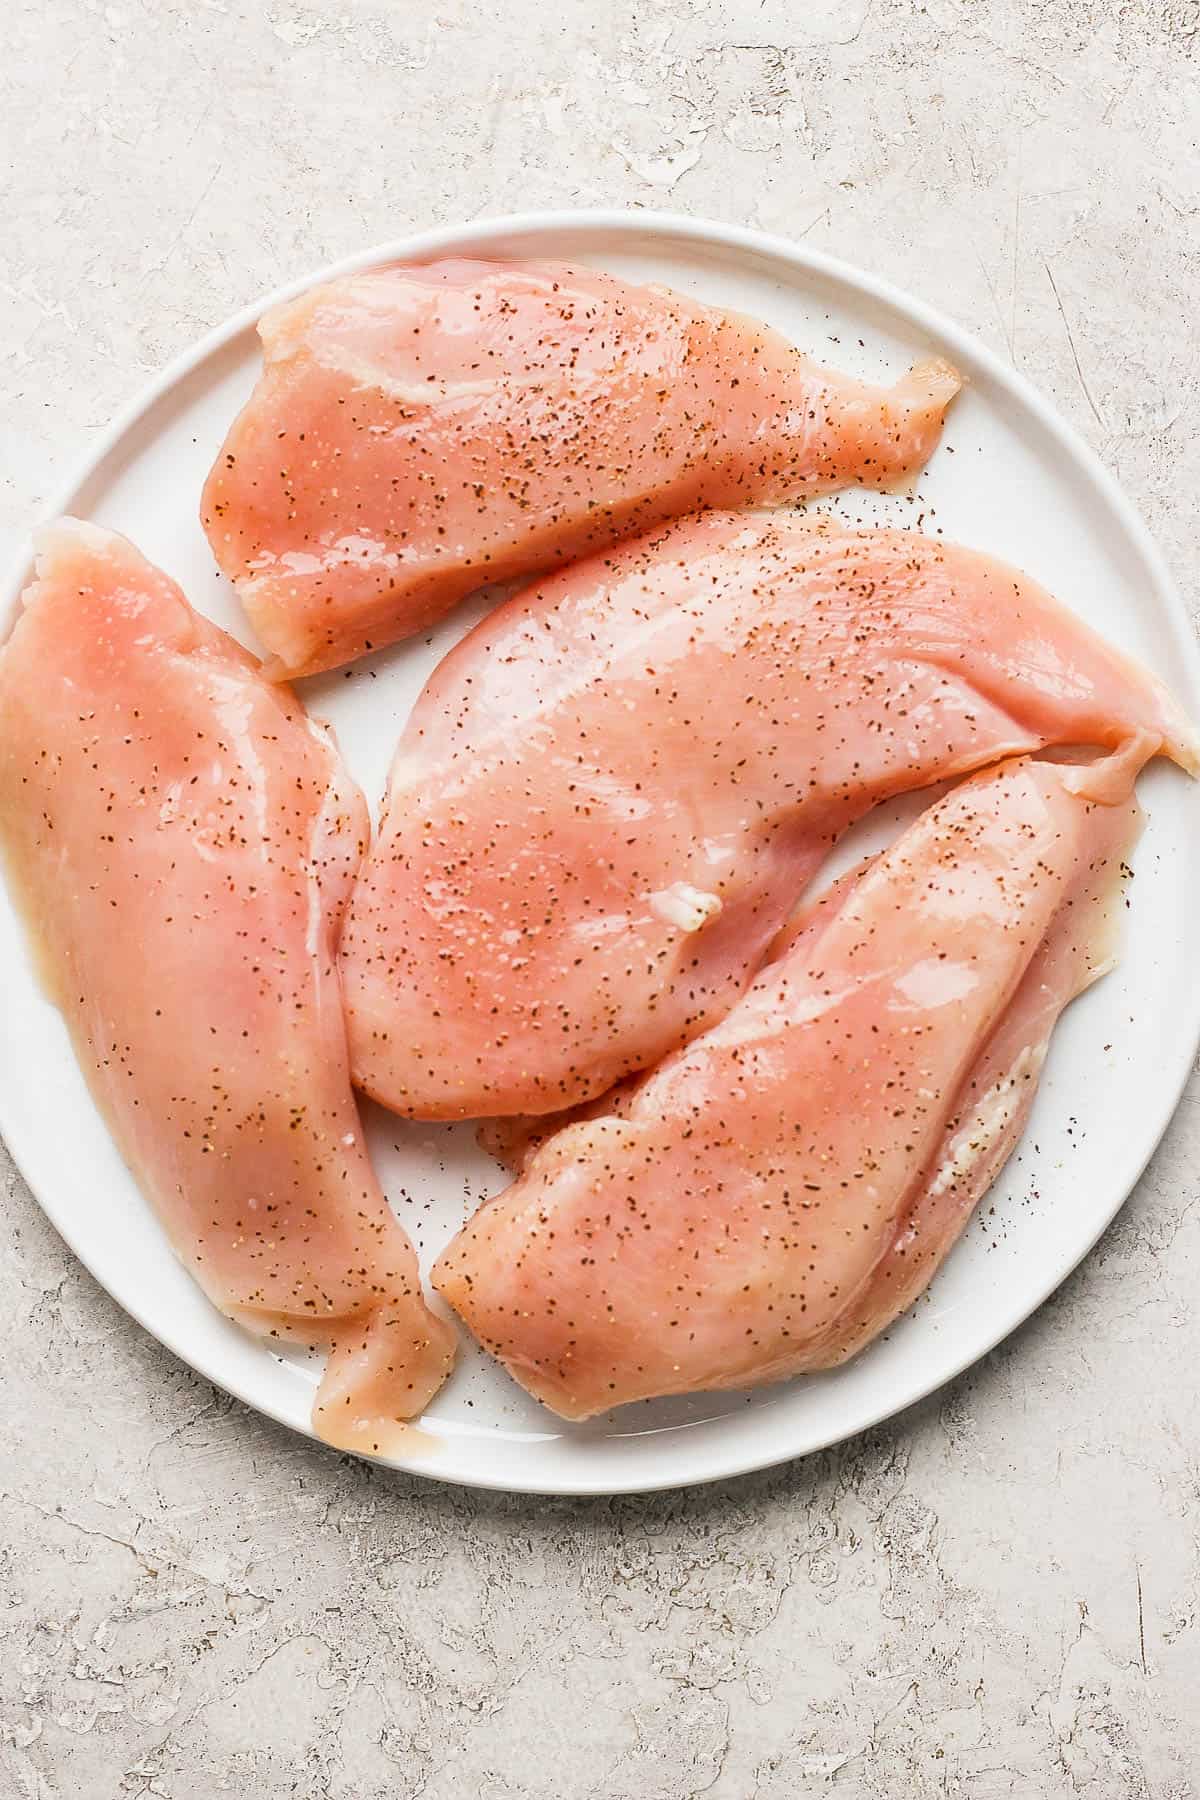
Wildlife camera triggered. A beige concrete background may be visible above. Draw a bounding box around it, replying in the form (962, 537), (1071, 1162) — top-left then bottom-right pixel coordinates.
(3, 2), (1200, 1794)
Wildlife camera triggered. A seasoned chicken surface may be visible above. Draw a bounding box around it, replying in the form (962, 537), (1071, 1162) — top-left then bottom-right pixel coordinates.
(0, 522), (454, 1453)
(341, 511), (1197, 1120)
(434, 755), (1143, 1417)
(201, 259), (960, 675)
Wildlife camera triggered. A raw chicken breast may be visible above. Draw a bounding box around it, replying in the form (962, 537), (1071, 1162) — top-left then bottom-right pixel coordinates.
(476, 876), (869, 1176)
(341, 511), (1197, 1120)
(200, 259), (961, 676)
(0, 522), (455, 1453)
(433, 754), (1142, 1417)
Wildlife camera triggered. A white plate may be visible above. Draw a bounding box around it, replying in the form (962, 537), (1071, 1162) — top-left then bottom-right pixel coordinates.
(2, 211), (1198, 1496)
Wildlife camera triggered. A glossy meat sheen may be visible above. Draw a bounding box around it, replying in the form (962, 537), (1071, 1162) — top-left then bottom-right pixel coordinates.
(0, 522), (455, 1454)
(200, 258), (961, 676)
(342, 511), (1198, 1120)
(476, 875), (871, 1176)
(434, 755), (1143, 1418)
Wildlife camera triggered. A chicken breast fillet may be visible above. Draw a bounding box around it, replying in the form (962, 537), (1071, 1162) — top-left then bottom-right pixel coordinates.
(341, 511), (1198, 1120)
(433, 753), (1144, 1417)
(200, 259), (960, 676)
(0, 521), (455, 1453)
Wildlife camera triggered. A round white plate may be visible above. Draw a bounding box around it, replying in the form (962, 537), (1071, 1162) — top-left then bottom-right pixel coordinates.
(2, 212), (1198, 1495)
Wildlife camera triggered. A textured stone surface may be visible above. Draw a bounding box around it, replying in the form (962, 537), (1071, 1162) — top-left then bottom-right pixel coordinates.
(4, 2), (1200, 1794)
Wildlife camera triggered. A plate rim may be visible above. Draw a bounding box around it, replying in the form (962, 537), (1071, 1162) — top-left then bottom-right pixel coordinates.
(3, 206), (1198, 1496)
